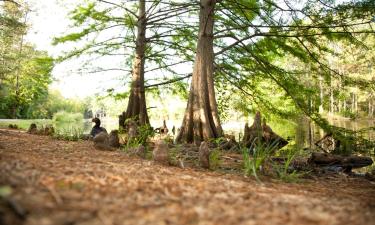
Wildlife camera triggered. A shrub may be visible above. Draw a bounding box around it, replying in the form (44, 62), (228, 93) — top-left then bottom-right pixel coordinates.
(52, 111), (83, 123)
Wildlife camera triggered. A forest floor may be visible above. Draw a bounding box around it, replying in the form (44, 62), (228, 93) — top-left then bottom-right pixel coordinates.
(0, 129), (374, 225)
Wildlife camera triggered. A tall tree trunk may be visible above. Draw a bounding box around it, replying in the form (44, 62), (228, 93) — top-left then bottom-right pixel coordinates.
(308, 118), (314, 149)
(295, 115), (306, 148)
(329, 86), (334, 115)
(337, 75), (341, 113)
(119, 0), (149, 128)
(176, 0), (223, 145)
(354, 91), (358, 114)
(318, 76), (324, 113)
(351, 92), (355, 113)
(369, 93), (374, 117)
(12, 10), (28, 119)
(368, 99), (372, 117)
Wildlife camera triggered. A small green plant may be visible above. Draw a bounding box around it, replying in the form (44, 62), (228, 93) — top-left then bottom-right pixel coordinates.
(279, 170), (303, 183)
(209, 149), (222, 170)
(123, 123), (154, 150)
(273, 149), (304, 183)
(242, 147), (258, 181)
(168, 145), (182, 166)
(125, 137), (143, 149)
(138, 124), (155, 141)
(242, 138), (279, 182)
(163, 134), (175, 144)
(211, 137), (226, 146)
(53, 126), (84, 141)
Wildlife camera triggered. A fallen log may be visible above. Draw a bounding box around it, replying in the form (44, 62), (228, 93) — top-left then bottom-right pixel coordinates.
(308, 152), (373, 172)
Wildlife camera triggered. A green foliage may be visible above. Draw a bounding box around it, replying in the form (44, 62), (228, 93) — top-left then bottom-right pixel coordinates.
(52, 111), (83, 123)
(53, 126), (84, 141)
(11, 89), (88, 119)
(242, 147), (260, 182)
(136, 124), (154, 145)
(242, 139), (280, 182)
(124, 123), (155, 149)
(70, 2), (97, 25)
(125, 135), (143, 149)
(209, 149), (222, 170)
(210, 137), (226, 146)
(53, 25), (96, 44)
(0, 186), (12, 198)
(3, 0), (371, 159)
(273, 149), (305, 183)
(0, 2), (58, 119)
(0, 1), (26, 80)
(168, 145), (182, 166)
(339, 110), (357, 120)
(44, 91), (86, 117)
(276, 169), (304, 183)
(51, 111), (85, 141)
(0, 49), (54, 118)
(53, 0), (198, 102)
(211, 0), (375, 154)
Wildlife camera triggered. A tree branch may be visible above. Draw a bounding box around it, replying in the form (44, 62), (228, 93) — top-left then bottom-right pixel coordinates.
(145, 74), (192, 89)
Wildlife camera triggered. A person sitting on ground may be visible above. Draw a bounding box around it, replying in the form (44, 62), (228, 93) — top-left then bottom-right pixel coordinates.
(90, 118), (107, 138)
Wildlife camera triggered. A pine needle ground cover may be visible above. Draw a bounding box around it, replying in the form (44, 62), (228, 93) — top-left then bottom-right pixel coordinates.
(0, 129), (374, 225)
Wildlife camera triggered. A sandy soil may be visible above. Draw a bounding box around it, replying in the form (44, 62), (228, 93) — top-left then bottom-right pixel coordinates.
(0, 129), (374, 225)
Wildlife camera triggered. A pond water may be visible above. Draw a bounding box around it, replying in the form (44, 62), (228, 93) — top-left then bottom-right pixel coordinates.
(293, 116), (375, 151)
(1, 116), (374, 154)
(92, 116), (374, 152)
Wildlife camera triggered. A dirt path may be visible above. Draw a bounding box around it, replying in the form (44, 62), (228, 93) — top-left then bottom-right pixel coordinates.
(0, 129), (374, 225)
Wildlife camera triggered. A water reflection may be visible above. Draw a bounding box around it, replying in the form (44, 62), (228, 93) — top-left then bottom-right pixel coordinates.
(53, 118), (119, 135)
(56, 116), (374, 152)
(293, 116), (375, 151)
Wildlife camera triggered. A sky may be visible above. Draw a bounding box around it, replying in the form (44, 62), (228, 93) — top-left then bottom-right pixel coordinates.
(25, 0), (123, 98)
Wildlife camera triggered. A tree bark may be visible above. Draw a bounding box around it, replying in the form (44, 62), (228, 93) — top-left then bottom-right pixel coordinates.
(318, 76), (324, 113)
(176, 0), (223, 144)
(119, 0), (149, 129)
(354, 90), (358, 114)
(369, 95), (374, 117)
(368, 95), (372, 117)
(295, 116), (307, 149)
(329, 84), (334, 115)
